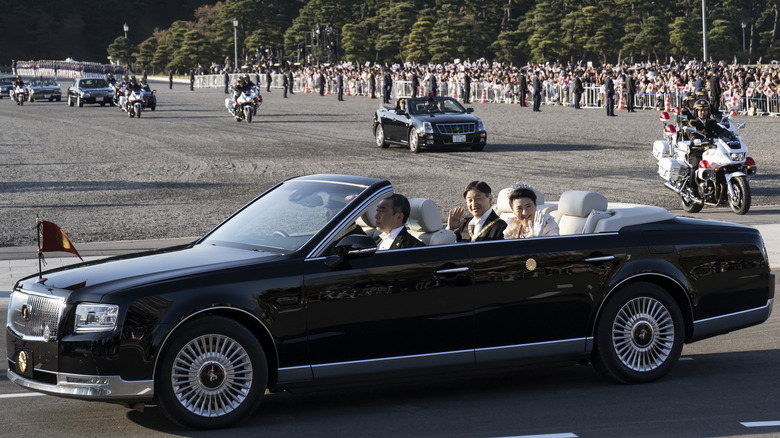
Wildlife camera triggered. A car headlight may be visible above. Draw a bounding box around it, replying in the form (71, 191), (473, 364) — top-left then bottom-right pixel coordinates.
(477, 119), (485, 132)
(74, 303), (119, 333)
(418, 122), (433, 134)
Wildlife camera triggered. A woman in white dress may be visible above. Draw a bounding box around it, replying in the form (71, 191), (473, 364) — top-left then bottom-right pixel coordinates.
(504, 184), (559, 239)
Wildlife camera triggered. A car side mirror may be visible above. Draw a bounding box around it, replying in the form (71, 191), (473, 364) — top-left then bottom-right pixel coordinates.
(466, 107), (474, 113)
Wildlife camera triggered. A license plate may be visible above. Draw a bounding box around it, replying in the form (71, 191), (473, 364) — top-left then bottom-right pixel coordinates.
(43, 94), (51, 98)
(96, 97), (103, 102)
(452, 134), (466, 143)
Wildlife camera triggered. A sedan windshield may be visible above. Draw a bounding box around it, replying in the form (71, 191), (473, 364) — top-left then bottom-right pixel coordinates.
(202, 179), (366, 253)
(407, 97), (466, 115)
(80, 79), (109, 88)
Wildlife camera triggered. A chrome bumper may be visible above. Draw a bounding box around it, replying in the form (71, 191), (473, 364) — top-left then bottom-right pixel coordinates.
(691, 298), (774, 342)
(7, 369), (154, 401)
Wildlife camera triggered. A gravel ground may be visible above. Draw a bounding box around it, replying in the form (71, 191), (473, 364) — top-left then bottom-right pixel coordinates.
(1, 79), (779, 247)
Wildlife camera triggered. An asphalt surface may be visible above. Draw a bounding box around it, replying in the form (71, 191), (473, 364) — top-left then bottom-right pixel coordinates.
(1, 80), (780, 436)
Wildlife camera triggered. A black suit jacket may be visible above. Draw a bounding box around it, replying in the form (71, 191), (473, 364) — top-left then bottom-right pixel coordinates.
(375, 227), (425, 249)
(455, 210), (507, 242)
(605, 76), (614, 97)
(532, 76), (541, 96)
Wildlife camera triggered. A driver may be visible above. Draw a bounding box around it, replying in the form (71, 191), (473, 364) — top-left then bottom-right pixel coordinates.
(13, 75), (24, 88)
(395, 98), (406, 111)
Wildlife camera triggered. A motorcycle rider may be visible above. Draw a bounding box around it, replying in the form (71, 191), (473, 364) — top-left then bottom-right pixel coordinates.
(13, 75), (24, 88)
(677, 92), (696, 130)
(685, 99), (727, 181)
(106, 73), (116, 88)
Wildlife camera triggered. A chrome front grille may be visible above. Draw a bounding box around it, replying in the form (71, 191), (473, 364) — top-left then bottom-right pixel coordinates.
(8, 291), (66, 341)
(435, 123), (476, 134)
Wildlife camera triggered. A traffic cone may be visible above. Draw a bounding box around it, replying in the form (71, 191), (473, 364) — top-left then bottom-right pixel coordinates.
(616, 92), (626, 110)
(418, 86), (423, 97)
(451, 83), (457, 100)
(345, 82), (351, 96)
(728, 96), (739, 117)
(304, 81), (310, 94)
(325, 83), (329, 95)
(664, 93), (671, 112)
(480, 88), (487, 104)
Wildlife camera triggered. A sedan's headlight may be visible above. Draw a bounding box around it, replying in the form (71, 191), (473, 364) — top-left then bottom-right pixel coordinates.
(418, 122), (433, 134)
(74, 303), (119, 333)
(477, 119), (485, 132)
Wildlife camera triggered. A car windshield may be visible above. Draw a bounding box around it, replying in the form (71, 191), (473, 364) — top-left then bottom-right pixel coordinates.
(407, 97), (466, 115)
(0, 78), (12, 85)
(81, 79), (108, 88)
(202, 179), (366, 253)
(30, 79), (56, 86)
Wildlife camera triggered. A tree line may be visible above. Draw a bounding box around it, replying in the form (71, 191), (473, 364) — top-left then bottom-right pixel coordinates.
(98, 0), (780, 74)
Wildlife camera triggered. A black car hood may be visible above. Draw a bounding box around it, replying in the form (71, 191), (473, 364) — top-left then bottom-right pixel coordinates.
(18, 243), (280, 301)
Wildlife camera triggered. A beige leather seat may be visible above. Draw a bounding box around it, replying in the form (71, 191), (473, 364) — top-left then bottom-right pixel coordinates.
(407, 198), (456, 245)
(555, 190), (611, 235)
(355, 200), (380, 240)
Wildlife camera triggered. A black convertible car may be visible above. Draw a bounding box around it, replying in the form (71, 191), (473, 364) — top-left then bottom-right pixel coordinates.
(6, 174), (774, 429)
(373, 96), (487, 152)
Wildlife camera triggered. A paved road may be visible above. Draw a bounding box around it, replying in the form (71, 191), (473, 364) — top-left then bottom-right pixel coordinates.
(1, 80), (780, 436)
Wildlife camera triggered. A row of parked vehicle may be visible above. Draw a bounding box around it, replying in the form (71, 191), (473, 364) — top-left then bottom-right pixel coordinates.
(1, 76), (156, 117)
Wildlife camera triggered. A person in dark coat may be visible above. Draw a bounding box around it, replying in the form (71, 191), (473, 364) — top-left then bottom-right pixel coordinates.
(374, 194), (425, 250)
(463, 72), (471, 103)
(319, 71), (326, 96)
(572, 70), (584, 109)
(189, 69), (195, 91)
(532, 71), (542, 112)
(336, 70), (344, 101)
(519, 70), (528, 106)
(265, 68), (272, 92)
(168, 69), (173, 89)
(626, 70), (637, 112)
(369, 69), (376, 98)
(429, 71), (438, 96)
(410, 70), (419, 97)
(708, 69), (722, 114)
(605, 70), (616, 116)
(447, 181), (507, 242)
(223, 70), (230, 94)
(382, 69), (392, 104)
(282, 70), (289, 98)
(287, 69), (294, 95)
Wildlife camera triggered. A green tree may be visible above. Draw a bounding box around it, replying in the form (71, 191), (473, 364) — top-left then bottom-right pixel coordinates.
(429, 4), (475, 63)
(136, 37), (158, 73)
(526, 1), (566, 63)
(405, 20), (434, 63)
(107, 36), (136, 67)
(668, 16), (699, 59)
(708, 19), (740, 61)
(374, 1), (418, 62)
(341, 22), (373, 62)
(634, 15), (668, 62)
(489, 29), (526, 63)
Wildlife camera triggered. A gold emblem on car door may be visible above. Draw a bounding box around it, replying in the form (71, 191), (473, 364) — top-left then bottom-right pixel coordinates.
(526, 258), (537, 271)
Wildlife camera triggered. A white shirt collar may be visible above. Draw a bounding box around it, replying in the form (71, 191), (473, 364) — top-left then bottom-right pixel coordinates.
(378, 226), (405, 250)
(470, 209), (494, 235)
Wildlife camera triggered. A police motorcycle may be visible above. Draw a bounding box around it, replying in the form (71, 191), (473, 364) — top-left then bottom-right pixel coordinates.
(225, 83), (255, 123)
(652, 100), (755, 215)
(140, 85), (157, 111)
(11, 84), (29, 105)
(124, 87), (144, 118)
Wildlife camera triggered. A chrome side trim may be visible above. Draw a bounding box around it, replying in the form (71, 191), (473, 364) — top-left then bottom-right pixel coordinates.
(7, 369), (154, 401)
(310, 349), (474, 379)
(475, 337), (591, 362)
(278, 365), (314, 383)
(691, 299), (773, 341)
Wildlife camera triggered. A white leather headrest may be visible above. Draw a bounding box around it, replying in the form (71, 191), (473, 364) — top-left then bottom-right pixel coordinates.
(407, 198), (443, 233)
(558, 191), (608, 217)
(497, 187), (545, 213)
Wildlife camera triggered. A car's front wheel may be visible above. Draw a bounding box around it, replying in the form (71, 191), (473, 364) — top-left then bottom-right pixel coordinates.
(408, 129), (420, 153)
(156, 315), (268, 429)
(375, 124), (388, 148)
(591, 282), (684, 384)
(77, 95), (83, 107)
(68, 94), (74, 107)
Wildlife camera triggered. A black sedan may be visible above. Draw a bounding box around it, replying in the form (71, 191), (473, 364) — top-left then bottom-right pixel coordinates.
(0, 76), (14, 98)
(66, 77), (114, 107)
(6, 174), (774, 429)
(373, 96), (487, 152)
(27, 78), (62, 102)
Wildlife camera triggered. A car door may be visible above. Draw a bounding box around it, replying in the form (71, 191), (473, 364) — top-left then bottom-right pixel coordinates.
(303, 244), (474, 379)
(469, 234), (625, 364)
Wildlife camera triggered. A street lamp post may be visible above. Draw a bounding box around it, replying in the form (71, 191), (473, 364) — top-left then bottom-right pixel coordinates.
(742, 22), (746, 54)
(233, 18), (239, 73)
(123, 22), (129, 39)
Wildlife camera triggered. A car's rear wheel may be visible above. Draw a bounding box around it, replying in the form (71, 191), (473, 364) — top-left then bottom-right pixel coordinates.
(375, 124), (388, 148)
(592, 282), (684, 384)
(156, 315), (268, 429)
(408, 129), (420, 153)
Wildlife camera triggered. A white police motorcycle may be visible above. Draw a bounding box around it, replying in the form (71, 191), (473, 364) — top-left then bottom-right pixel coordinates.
(225, 87), (255, 123)
(652, 108), (755, 215)
(11, 84), (29, 105)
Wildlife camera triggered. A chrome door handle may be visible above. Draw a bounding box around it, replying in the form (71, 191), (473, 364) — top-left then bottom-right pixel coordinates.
(434, 267), (470, 275)
(584, 255), (615, 262)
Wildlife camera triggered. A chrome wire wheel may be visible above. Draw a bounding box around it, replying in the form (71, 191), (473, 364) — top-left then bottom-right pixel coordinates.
(171, 334), (253, 418)
(611, 296), (675, 372)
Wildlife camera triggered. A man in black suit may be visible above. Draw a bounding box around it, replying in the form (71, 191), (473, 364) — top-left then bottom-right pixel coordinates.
(410, 70), (419, 97)
(374, 194), (424, 250)
(336, 70), (344, 101)
(383, 68), (393, 104)
(447, 181), (507, 242)
(572, 70), (584, 109)
(532, 71), (542, 112)
(626, 70), (637, 112)
(519, 69), (528, 106)
(282, 69), (289, 98)
(265, 67), (272, 92)
(463, 71), (471, 103)
(605, 70), (616, 116)
(708, 69), (722, 114)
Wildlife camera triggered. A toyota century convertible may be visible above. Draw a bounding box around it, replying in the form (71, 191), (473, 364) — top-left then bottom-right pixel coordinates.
(6, 174), (774, 429)
(373, 96), (487, 152)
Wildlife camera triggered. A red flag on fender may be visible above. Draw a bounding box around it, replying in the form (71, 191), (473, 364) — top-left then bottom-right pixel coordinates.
(39, 220), (83, 261)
